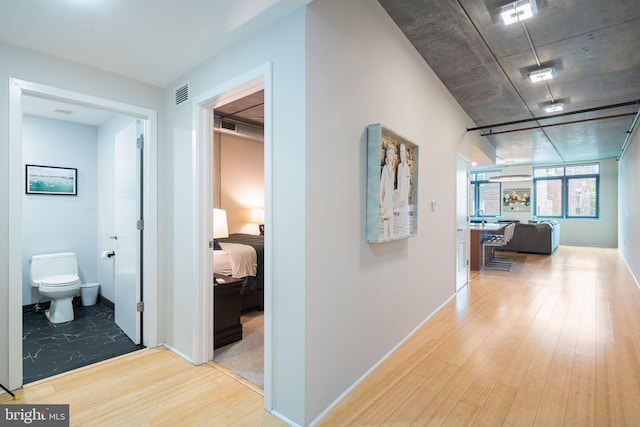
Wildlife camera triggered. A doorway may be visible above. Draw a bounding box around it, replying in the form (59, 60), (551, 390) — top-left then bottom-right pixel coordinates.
(191, 64), (273, 409)
(7, 79), (158, 389)
(212, 89), (265, 388)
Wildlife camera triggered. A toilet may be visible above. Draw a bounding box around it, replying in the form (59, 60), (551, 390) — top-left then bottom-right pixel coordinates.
(30, 252), (82, 323)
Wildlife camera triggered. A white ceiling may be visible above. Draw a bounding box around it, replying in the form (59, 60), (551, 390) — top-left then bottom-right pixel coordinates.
(21, 95), (123, 127)
(0, 0), (310, 88)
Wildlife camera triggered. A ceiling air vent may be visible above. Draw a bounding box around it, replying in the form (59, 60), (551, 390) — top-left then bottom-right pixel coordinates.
(220, 120), (236, 131)
(174, 82), (190, 108)
(213, 116), (264, 143)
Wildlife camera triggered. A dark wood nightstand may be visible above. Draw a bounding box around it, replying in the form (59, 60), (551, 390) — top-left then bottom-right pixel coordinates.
(214, 274), (243, 349)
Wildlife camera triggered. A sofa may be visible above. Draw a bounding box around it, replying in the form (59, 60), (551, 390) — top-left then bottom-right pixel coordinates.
(501, 220), (559, 255)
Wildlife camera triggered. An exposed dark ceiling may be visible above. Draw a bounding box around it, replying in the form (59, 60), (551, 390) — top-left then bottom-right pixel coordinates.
(215, 90), (265, 128)
(378, 0), (640, 167)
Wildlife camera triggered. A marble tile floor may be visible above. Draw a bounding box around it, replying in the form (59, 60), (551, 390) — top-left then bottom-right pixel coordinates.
(23, 301), (143, 384)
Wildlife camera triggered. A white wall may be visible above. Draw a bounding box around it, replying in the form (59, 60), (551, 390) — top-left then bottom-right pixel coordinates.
(619, 128), (640, 284)
(21, 115), (98, 304)
(559, 158), (617, 247)
(97, 115), (138, 303)
(499, 165), (534, 224)
(0, 42), (163, 390)
(162, 9), (306, 424)
(305, 0), (479, 423)
(217, 132), (264, 234)
(496, 160), (618, 247)
(171, 5), (477, 422)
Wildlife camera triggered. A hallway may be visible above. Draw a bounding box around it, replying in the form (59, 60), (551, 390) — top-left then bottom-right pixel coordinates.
(321, 246), (640, 426)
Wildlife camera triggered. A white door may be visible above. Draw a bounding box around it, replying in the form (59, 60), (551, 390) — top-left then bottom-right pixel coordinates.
(456, 155), (469, 291)
(114, 120), (142, 344)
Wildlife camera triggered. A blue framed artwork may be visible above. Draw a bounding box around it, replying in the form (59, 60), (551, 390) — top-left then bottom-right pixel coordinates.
(366, 124), (419, 243)
(26, 164), (77, 196)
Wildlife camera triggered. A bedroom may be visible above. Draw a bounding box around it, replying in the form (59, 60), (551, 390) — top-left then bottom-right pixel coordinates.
(211, 89), (265, 388)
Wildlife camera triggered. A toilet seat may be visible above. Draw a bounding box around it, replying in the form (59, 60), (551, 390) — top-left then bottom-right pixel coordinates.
(40, 274), (81, 287)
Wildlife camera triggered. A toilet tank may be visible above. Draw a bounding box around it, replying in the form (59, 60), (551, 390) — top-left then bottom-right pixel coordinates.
(30, 252), (78, 286)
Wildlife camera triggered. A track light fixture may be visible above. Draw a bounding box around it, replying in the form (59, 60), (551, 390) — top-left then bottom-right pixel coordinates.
(545, 103), (564, 113)
(500, 0), (537, 25)
(528, 66), (556, 82)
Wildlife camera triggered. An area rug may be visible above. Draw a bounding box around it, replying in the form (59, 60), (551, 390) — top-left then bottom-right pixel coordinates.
(214, 311), (264, 388)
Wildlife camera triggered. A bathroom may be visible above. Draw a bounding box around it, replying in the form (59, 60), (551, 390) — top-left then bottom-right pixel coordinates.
(21, 97), (143, 384)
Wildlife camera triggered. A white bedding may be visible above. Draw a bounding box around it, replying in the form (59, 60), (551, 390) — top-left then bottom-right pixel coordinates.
(213, 242), (257, 278)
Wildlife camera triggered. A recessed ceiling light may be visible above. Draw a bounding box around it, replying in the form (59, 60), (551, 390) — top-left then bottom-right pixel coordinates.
(545, 103), (564, 113)
(528, 66), (556, 82)
(501, 0), (537, 25)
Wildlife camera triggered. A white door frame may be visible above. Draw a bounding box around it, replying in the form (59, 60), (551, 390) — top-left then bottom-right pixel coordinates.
(191, 62), (273, 409)
(456, 153), (470, 291)
(7, 78), (158, 389)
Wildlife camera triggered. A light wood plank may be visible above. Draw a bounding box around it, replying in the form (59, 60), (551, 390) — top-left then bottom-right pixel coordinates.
(564, 354), (595, 426)
(378, 362), (460, 425)
(594, 279), (625, 426)
(471, 382), (518, 426)
(442, 401), (481, 427)
(503, 371), (546, 426)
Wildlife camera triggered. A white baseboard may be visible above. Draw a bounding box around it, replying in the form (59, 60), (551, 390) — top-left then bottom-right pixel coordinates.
(620, 251), (640, 289)
(160, 343), (194, 364)
(308, 292), (456, 427)
(270, 410), (302, 427)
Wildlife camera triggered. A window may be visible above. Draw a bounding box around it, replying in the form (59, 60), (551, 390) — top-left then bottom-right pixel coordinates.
(533, 163), (599, 219)
(469, 171), (502, 217)
(535, 178), (562, 217)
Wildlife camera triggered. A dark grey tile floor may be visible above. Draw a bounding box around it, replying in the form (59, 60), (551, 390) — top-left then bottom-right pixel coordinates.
(23, 301), (143, 384)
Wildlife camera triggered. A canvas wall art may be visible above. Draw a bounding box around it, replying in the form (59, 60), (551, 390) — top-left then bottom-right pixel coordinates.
(503, 188), (531, 212)
(366, 124), (419, 243)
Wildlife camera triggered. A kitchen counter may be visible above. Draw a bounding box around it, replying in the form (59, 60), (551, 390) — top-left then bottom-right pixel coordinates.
(470, 223), (507, 271)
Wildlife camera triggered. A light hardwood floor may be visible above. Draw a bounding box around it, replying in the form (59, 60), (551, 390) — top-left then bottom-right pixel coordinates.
(320, 246), (640, 426)
(1, 348), (285, 426)
(3, 246), (639, 426)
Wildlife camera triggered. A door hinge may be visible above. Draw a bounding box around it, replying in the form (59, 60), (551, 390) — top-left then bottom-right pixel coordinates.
(137, 220), (144, 230)
(137, 134), (144, 149)
(137, 301), (144, 312)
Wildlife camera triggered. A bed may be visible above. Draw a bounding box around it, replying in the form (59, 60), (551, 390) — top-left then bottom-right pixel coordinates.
(213, 233), (264, 311)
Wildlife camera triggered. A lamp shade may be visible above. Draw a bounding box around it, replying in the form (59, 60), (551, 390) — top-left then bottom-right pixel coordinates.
(252, 208), (265, 224)
(213, 209), (229, 238)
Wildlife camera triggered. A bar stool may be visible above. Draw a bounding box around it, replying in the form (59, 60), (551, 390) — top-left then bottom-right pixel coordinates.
(480, 226), (506, 267)
(482, 223), (515, 271)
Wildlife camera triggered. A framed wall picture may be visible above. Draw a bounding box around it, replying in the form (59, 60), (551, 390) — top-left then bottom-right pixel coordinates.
(25, 164), (77, 195)
(503, 187), (531, 212)
(366, 124), (419, 243)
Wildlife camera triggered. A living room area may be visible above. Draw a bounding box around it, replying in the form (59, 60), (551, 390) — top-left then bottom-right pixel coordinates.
(469, 159), (618, 272)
